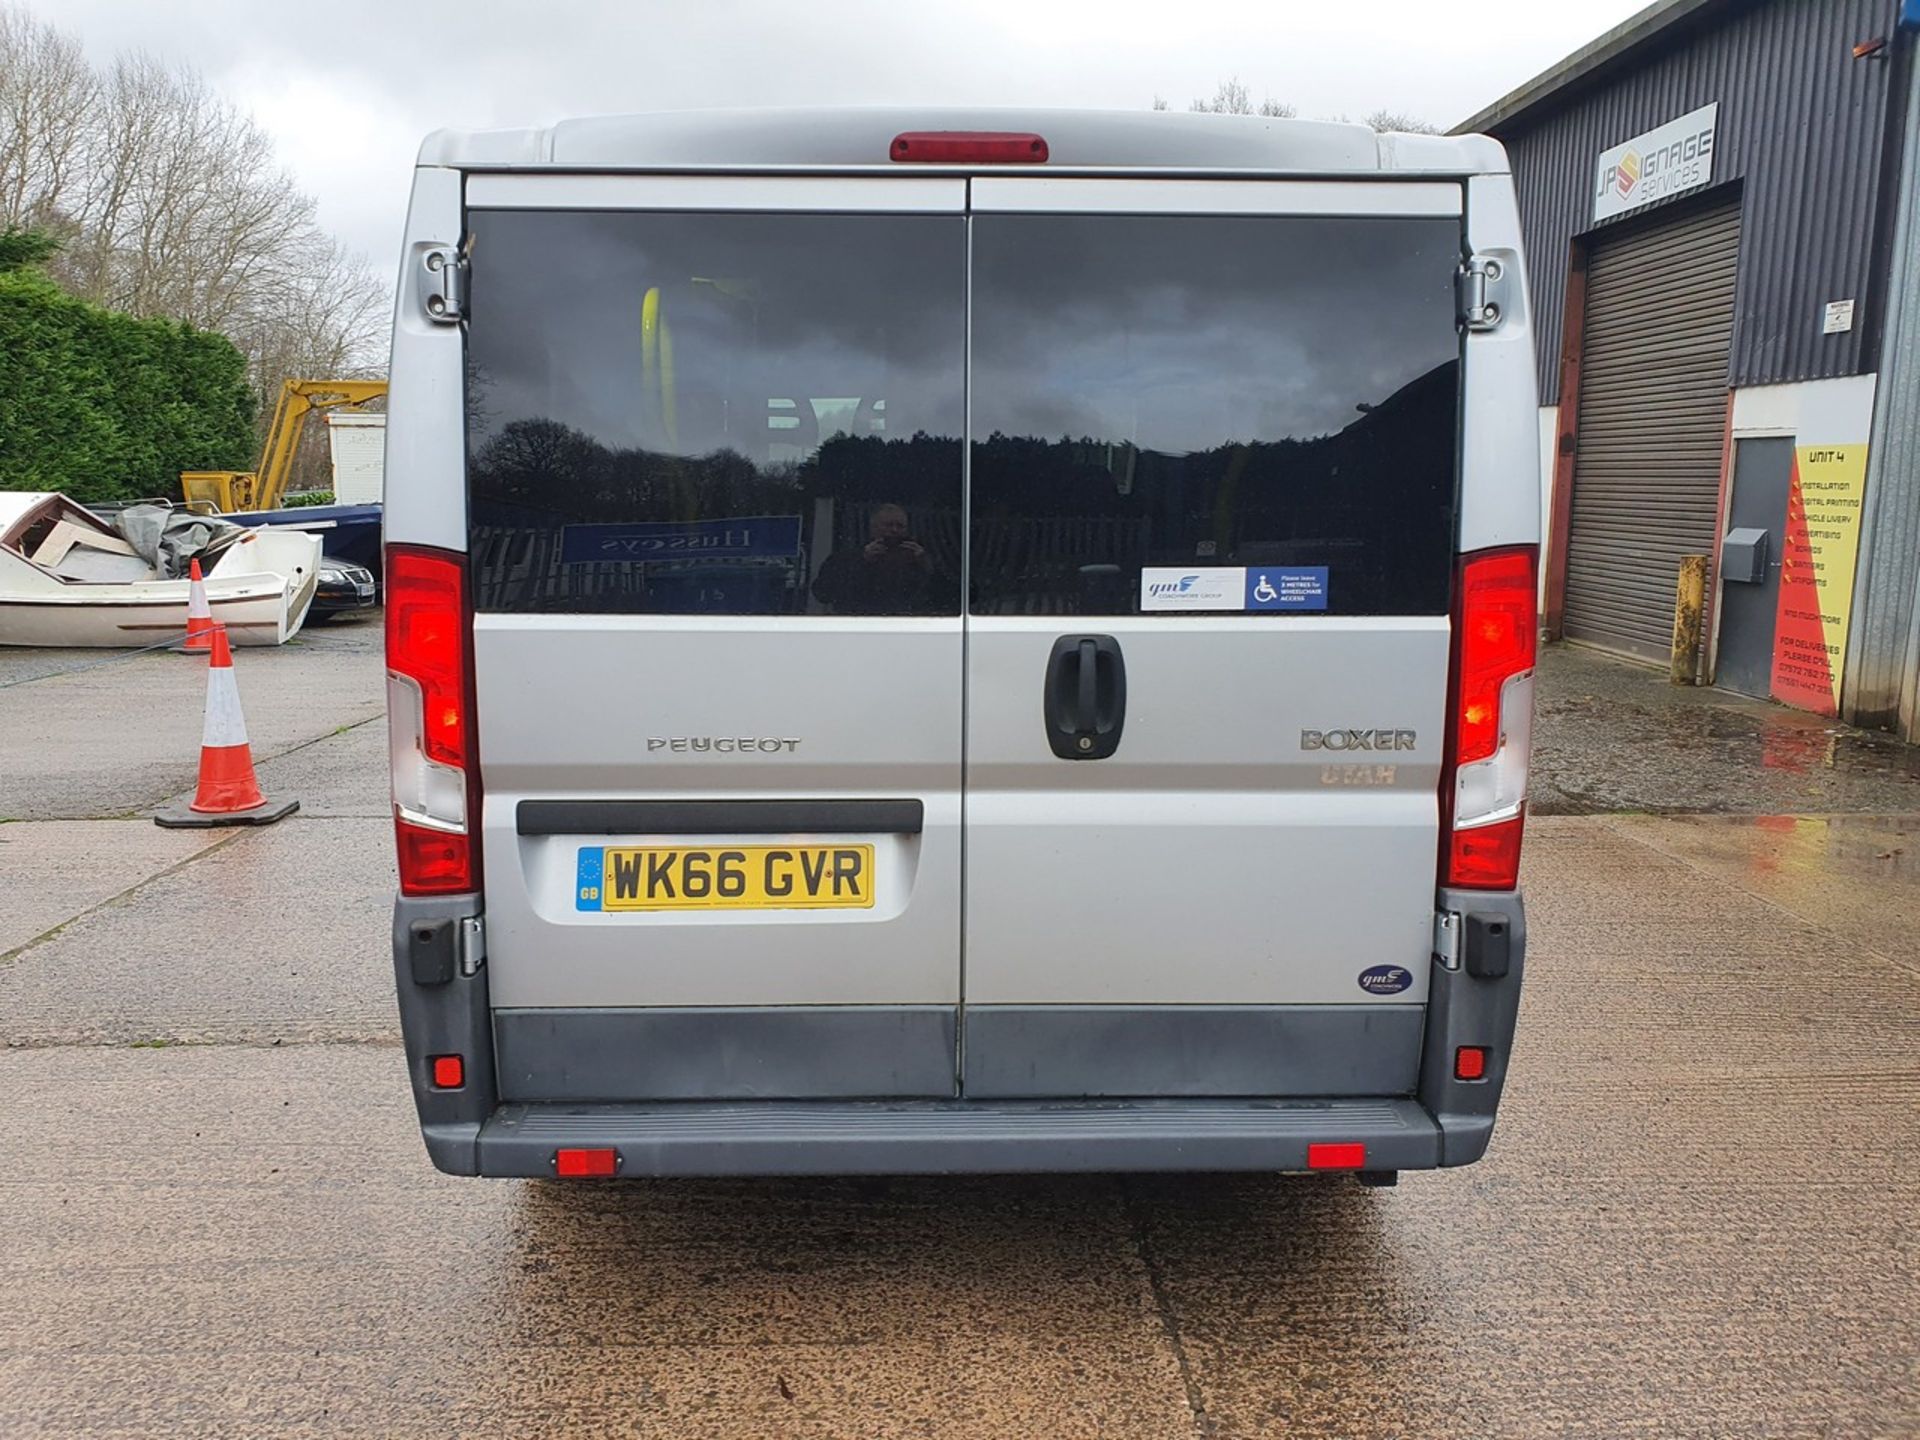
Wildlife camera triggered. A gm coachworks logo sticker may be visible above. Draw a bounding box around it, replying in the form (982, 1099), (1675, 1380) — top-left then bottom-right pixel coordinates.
(1357, 964), (1413, 996)
(1147, 574), (1201, 598)
(1614, 149), (1641, 198)
(1138, 567), (1247, 611)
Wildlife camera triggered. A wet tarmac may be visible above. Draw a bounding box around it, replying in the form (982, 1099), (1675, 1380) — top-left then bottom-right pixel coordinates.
(0, 619), (383, 822)
(1531, 641), (1920, 816)
(2, 620), (1917, 1437)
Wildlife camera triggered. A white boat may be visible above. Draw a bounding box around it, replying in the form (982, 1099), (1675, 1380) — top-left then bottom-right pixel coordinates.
(0, 492), (321, 647)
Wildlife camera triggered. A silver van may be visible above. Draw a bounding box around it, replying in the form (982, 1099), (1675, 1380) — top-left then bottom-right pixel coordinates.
(385, 109), (1539, 1181)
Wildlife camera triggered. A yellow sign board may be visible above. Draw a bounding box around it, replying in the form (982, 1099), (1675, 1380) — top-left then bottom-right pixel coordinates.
(1769, 445), (1867, 716)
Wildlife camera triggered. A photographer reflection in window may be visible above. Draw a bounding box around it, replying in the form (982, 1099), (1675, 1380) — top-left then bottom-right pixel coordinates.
(812, 503), (937, 615)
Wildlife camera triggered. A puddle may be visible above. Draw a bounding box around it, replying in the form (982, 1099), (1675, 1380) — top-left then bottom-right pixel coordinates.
(1531, 647), (1920, 815)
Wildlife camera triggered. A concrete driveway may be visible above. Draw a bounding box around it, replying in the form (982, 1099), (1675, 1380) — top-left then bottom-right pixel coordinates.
(1, 628), (1915, 1438)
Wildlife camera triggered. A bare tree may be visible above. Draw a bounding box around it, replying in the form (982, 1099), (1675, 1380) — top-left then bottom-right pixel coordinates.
(0, 6), (94, 228)
(0, 2), (386, 447)
(1192, 77), (1251, 114)
(1188, 78), (1296, 119)
(1158, 81), (1433, 131)
(1365, 109), (1441, 134)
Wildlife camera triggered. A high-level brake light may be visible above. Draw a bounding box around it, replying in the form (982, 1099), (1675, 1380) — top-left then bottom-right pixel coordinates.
(386, 545), (480, 895)
(889, 131), (1049, 164)
(1443, 547), (1537, 890)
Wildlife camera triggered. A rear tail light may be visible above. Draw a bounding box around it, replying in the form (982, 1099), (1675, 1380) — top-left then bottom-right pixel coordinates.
(890, 131), (1049, 164)
(386, 545), (480, 896)
(1448, 815), (1526, 889)
(1442, 547), (1537, 890)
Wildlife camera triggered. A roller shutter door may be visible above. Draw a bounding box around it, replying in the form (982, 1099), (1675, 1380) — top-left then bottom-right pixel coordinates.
(1564, 199), (1740, 663)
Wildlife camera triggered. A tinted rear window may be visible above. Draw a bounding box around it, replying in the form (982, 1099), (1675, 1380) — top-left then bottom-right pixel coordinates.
(969, 213), (1461, 616)
(465, 210), (967, 615)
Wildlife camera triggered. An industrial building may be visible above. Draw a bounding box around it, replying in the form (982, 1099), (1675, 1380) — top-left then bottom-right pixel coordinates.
(1459, 0), (1920, 738)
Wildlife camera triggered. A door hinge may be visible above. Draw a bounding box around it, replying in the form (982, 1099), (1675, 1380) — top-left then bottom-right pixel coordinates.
(458, 915), (486, 977)
(1433, 910), (1462, 970)
(422, 244), (469, 324)
(1457, 254), (1510, 332)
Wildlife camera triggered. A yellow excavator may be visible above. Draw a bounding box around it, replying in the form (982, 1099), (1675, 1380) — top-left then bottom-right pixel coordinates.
(181, 378), (387, 513)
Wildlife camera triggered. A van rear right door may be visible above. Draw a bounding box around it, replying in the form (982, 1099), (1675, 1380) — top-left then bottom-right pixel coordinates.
(958, 179), (1465, 1099)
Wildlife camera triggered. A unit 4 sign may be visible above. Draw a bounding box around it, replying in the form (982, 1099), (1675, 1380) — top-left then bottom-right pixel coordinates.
(1769, 445), (1867, 717)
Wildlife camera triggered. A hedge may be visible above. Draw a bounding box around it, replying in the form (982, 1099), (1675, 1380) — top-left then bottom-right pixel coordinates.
(0, 266), (255, 504)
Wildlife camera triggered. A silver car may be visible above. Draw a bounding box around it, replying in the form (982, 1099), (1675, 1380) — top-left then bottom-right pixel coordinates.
(384, 109), (1540, 1180)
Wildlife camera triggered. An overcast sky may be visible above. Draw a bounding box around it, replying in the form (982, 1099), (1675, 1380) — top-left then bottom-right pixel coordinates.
(42, 0), (1646, 275)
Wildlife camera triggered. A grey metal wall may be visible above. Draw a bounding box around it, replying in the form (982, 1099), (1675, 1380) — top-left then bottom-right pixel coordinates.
(1494, 0), (1901, 402)
(1844, 47), (1920, 737)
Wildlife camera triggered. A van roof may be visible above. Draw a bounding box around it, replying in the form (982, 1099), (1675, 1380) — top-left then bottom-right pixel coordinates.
(418, 107), (1508, 176)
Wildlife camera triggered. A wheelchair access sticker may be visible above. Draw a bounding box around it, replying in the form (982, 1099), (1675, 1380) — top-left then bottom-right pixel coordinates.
(1245, 566), (1329, 612)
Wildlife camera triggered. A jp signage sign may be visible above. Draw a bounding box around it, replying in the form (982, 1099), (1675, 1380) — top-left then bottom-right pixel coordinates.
(1592, 103), (1719, 222)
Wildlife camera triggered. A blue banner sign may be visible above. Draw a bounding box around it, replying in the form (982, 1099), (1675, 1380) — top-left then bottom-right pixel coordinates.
(560, 516), (803, 566)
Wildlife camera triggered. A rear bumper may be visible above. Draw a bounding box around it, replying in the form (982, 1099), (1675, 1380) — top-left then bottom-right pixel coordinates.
(394, 888), (1526, 1178)
(466, 1098), (1439, 1177)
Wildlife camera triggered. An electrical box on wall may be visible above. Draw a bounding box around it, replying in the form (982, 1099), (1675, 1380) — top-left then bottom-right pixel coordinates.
(1722, 527), (1770, 584)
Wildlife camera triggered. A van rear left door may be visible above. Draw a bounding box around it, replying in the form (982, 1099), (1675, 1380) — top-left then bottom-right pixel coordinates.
(460, 177), (969, 1103)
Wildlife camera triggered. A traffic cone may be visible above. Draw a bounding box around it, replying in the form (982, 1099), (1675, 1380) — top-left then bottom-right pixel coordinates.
(154, 624), (299, 828)
(181, 557), (213, 653)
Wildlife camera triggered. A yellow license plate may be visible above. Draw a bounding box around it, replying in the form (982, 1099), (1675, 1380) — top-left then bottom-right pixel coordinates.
(577, 844), (875, 912)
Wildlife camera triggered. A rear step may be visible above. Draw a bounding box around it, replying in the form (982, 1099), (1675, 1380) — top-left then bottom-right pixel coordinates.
(473, 1098), (1440, 1177)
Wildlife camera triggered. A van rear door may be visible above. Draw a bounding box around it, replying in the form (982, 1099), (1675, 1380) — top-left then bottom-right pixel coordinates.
(959, 179), (1464, 1097)
(461, 178), (969, 1102)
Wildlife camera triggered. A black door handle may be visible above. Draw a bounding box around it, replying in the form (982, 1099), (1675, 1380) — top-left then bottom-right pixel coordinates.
(1044, 634), (1126, 759)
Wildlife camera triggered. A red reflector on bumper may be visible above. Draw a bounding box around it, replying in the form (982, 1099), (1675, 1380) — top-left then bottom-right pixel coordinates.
(554, 1147), (618, 1178)
(1306, 1142), (1366, 1170)
(430, 1054), (464, 1089)
(1454, 1046), (1488, 1081)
